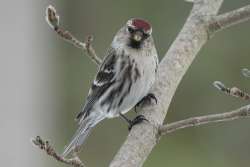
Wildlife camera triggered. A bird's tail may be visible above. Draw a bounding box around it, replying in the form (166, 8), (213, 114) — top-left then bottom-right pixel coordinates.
(62, 113), (105, 157)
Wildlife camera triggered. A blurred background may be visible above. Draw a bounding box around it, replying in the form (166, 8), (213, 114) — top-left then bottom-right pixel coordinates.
(1, 0), (250, 166)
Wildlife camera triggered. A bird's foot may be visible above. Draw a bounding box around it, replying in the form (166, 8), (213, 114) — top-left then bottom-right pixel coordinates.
(134, 93), (157, 113)
(128, 115), (148, 131)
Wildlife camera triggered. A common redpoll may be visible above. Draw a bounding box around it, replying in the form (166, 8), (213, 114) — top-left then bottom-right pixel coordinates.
(62, 18), (158, 157)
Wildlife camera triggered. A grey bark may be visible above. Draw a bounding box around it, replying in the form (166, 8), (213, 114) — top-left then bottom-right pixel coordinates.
(159, 104), (250, 135)
(110, 1), (225, 166)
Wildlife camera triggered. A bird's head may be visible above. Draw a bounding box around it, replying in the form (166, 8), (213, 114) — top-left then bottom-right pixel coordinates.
(112, 18), (153, 50)
(126, 18), (152, 49)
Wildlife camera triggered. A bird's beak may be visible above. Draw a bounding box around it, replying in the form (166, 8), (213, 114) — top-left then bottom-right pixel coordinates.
(133, 31), (143, 42)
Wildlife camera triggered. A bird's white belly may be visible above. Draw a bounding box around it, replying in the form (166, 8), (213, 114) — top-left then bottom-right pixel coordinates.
(107, 55), (156, 118)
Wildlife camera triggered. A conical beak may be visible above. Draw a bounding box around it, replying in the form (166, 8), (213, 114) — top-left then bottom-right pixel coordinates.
(133, 31), (143, 42)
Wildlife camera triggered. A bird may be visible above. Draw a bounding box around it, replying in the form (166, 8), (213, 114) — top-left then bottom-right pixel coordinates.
(62, 18), (159, 157)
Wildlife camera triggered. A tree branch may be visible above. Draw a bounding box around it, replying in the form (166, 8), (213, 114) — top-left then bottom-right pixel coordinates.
(213, 81), (250, 100)
(208, 4), (250, 35)
(45, 5), (102, 65)
(159, 105), (250, 135)
(31, 136), (85, 167)
(110, 1), (250, 167)
(110, 1), (224, 166)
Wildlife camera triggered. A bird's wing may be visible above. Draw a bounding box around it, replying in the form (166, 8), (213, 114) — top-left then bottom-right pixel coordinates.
(76, 47), (118, 121)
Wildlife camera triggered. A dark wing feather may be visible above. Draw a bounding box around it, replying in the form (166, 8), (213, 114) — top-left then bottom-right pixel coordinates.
(76, 48), (117, 121)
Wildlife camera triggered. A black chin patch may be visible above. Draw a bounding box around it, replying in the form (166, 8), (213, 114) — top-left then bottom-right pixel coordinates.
(128, 39), (142, 49)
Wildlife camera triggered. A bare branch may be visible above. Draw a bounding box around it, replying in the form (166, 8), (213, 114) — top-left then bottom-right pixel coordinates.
(213, 81), (250, 100)
(110, 1), (250, 166)
(110, 1), (225, 166)
(209, 5), (250, 35)
(31, 136), (85, 167)
(159, 105), (250, 135)
(45, 5), (102, 65)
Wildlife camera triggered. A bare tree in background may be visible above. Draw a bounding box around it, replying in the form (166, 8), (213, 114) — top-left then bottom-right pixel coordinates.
(32, 0), (250, 167)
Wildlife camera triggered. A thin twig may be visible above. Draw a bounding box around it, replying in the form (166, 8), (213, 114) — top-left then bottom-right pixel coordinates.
(45, 5), (102, 65)
(159, 104), (250, 135)
(208, 4), (250, 35)
(31, 136), (85, 167)
(213, 81), (250, 100)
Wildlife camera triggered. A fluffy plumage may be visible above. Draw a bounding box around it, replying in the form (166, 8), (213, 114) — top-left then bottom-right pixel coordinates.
(62, 18), (158, 157)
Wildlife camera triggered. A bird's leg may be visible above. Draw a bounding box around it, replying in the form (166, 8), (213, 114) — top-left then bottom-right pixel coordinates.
(119, 113), (148, 131)
(134, 105), (138, 113)
(119, 113), (132, 125)
(134, 93), (157, 113)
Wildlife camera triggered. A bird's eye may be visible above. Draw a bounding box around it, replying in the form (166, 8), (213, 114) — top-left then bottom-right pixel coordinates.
(143, 32), (150, 38)
(127, 26), (134, 33)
